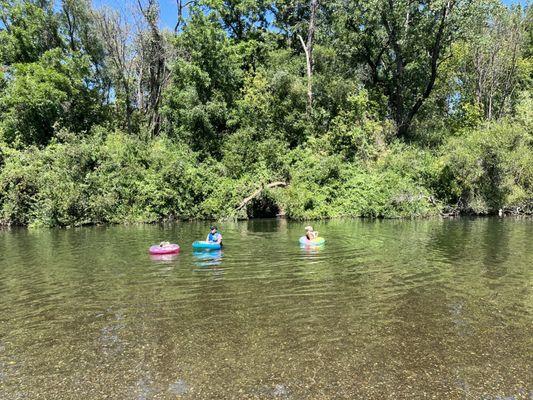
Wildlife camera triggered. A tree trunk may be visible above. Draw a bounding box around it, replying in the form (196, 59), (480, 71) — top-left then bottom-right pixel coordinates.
(138, 0), (167, 137)
(298, 0), (318, 113)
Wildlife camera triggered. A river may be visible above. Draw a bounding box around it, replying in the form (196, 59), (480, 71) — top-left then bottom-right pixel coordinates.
(0, 218), (531, 399)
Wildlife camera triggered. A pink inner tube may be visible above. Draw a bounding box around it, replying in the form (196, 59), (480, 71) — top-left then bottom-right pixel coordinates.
(149, 244), (180, 255)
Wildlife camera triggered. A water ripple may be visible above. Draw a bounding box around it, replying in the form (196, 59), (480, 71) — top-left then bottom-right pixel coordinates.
(0, 219), (531, 399)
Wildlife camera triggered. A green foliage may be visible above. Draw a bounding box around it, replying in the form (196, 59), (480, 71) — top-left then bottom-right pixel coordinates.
(273, 144), (440, 220)
(203, 0), (272, 41)
(162, 10), (243, 157)
(0, 49), (105, 146)
(0, 0), (62, 64)
(331, 0), (480, 137)
(0, 130), (208, 227)
(324, 89), (391, 162)
(453, 3), (529, 120)
(0, 0), (531, 227)
(435, 118), (533, 213)
(0, 113), (530, 227)
(228, 60), (310, 148)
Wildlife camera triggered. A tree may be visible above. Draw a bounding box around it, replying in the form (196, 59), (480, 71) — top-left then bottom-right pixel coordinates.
(60, 0), (111, 101)
(0, 49), (104, 146)
(271, 0), (310, 44)
(93, 6), (137, 132)
(0, 0), (62, 64)
(457, 4), (527, 119)
(203, 0), (272, 41)
(162, 8), (242, 156)
(136, 0), (170, 137)
(336, 0), (475, 138)
(175, 0), (198, 33)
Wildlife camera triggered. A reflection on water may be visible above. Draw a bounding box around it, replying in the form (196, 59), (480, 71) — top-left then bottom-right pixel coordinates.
(149, 253), (179, 262)
(300, 244), (325, 258)
(192, 249), (223, 266)
(0, 218), (531, 399)
(192, 250), (224, 279)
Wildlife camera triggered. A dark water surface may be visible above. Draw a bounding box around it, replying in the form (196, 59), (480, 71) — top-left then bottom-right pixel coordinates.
(0, 218), (531, 399)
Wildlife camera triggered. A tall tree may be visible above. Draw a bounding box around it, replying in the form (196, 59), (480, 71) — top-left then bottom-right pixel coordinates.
(0, 49), (105, 145)
(458, 4), (527, 119)
(162, 8), (242, 156)
(60, 0), (110, 99)
(336, 0), (475, 138)
(93, 6), (137, 132)
(136, 0), (169, 137)
(0, 0), (62, 64)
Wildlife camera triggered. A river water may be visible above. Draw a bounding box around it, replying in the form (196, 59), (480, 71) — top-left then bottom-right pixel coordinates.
(0, 218), (531, 399)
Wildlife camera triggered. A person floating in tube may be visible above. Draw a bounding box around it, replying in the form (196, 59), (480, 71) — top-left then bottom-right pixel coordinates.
(304, 225), (318, 240)
(206, 225), (222, 245)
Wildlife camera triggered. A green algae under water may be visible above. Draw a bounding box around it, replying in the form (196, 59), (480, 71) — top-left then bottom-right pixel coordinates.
(0, 218), (531, 399)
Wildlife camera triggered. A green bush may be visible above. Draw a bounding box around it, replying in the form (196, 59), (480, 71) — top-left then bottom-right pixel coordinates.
(0, 129), (210, 227)
(273, 146), (440, 219)
(0, 49), (105, 147)
(0, 114), (530, 227)
(436, 120), (532, 213)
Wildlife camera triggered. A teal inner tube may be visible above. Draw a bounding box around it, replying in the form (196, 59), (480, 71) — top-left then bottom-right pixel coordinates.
(299, 236), (325, 246)
(192, 241), (222, 250)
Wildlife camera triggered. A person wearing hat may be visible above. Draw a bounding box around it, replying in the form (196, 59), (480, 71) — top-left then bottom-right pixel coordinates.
(206, 226), (222, 244)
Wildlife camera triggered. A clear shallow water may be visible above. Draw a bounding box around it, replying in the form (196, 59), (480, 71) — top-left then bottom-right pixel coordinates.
(0, 218), (531, 399)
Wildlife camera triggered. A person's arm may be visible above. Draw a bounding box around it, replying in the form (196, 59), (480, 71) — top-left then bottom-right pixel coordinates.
(206, 234), (210, 242)
(216, 234), (222, 244)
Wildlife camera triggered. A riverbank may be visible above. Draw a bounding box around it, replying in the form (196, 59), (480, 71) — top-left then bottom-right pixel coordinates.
(1, 118), (531, 228)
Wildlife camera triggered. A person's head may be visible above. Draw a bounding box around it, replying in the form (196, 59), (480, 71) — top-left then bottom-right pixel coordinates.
(210, 225), (218, 233)
(304, 225), (314, 233)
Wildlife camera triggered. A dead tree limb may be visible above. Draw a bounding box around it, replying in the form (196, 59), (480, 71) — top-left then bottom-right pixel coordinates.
(298, 0), (318, 113)
(236, 182), (287, 211)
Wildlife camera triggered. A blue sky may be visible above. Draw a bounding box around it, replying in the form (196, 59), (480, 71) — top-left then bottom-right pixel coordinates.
(92, 0), (181, 30)
(90, 0), (528, 31)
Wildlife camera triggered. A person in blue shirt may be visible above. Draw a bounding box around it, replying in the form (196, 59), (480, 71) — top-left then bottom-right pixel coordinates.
(206, 226), (222, 244)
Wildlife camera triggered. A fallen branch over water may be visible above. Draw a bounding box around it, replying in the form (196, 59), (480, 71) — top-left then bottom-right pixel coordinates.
(236, 182), (287, 211)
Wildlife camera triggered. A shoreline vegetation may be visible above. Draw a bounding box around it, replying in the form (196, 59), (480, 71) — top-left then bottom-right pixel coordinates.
(0, 0), (531, 228)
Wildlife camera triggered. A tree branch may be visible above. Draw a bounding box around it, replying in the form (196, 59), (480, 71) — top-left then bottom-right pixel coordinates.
(174, 0), (195, 34)
(400, 0), (455, 136)
(236, 182), (287, 211)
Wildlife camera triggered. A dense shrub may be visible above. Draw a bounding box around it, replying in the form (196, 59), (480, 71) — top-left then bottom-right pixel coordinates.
(271, 145), (440, 220)
(1, 113), (530, 227)
(0, 130), (208, 227)
(435, 119), (532, 214)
